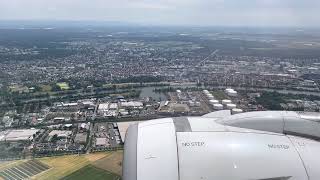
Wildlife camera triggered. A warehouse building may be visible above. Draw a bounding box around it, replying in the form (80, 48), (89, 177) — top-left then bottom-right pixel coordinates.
(0, 129), (39, 142)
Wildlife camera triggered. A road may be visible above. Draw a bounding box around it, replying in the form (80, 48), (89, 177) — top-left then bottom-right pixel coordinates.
(196, 49), (219, 67)
(85, 101), (99, 153)
(179, 49), (219, 78)
(108, 124), (118, 147)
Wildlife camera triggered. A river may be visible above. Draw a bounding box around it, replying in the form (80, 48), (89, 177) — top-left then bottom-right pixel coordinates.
(139, 87), (168, 101)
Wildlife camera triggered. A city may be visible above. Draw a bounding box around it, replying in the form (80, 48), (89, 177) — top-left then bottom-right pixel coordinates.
(0, 23), (319, 180)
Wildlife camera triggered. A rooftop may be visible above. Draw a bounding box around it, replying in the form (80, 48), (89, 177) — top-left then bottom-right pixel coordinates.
(0, 129), (39, 141)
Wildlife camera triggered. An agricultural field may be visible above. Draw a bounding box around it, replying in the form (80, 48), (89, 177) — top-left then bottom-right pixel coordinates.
(0, 160), (50, 180)
(0, 160), (25, 171)
(92, 151), (123, 175)
(61, 165), (120, 180)
(32, 151), (122, 180)
(0, 149), (123, 180)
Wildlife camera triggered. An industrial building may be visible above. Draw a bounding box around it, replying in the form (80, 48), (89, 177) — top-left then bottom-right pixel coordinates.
(121, 101), (144, 109)
(0, 129), (39, 142)
(74, 133), (87, 145)
(48, 130), (72, 140)
(95, 138), (109, 147)
(98, 103), (109, 112)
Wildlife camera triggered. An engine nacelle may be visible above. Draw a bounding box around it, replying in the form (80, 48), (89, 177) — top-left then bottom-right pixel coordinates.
(123, 111), (320, 180)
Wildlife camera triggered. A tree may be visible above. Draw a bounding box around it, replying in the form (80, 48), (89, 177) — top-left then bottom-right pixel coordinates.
(51, 134), (59, 143)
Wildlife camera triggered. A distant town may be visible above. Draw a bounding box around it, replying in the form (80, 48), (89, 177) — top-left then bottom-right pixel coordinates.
(0, 25), (319, 160)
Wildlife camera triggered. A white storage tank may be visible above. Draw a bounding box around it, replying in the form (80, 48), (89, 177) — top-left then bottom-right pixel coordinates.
(227, 90), (237, 97)
(231, 108), (243, 114)
(222, 99), (232, 105)
(226, 104), (237, 109)
(203, 90), (209, 94)
(225, 88), (234, 93)
(195, 101), (201, 107)
(207, 94), (214, 100)
(189, 100), (195, 107)
(213, 104), (224, 110)
(209, 100), (219, 105)
(225, 88), (238, 97)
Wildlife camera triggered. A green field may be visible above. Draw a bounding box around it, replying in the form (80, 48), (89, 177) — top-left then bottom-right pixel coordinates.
(61, 165), (120, 180)
(56, 82), (70, 90)
(32, 152), (122, 180)
(0, 150), (123, 180)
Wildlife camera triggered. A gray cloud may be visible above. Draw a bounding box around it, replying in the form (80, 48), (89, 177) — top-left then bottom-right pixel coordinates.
(0, 0), (319, 26)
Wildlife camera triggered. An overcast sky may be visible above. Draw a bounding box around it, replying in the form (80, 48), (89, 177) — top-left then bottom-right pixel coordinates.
(0, 0), (319, 27)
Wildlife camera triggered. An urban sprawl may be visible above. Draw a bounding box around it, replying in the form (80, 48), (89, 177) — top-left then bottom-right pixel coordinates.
(0, 27), (319, 160)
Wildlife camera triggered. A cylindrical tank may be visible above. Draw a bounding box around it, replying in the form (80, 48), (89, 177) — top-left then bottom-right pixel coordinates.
(222, 99), (232, 105)
(225, 88), (238, 97)
(227, 90), (237, 97)
(195, 101), (201, 107)
(206, 93), (212, 96)
(207, 94), (214, 100)
(231, 108), (243, 114)
(203, 90), (209, 94)
(225, 88), (234, 93)
(213, 104), (224, 110)
(209, 100), (219, 105)
(226, 104), (237, 109)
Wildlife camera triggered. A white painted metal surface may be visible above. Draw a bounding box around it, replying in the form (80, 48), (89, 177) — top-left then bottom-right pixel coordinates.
(177, 132), (308, 180)
(289, 136), (320, 180)
(188, 117), (227, 132)
(123, 111), (320, 180)
(137, 119), (179, 180)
